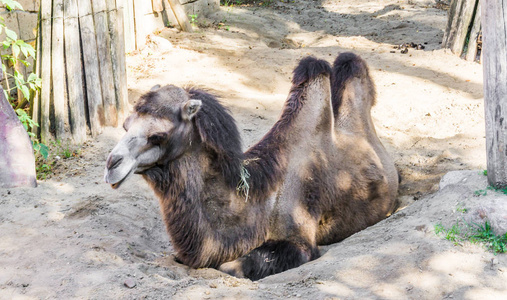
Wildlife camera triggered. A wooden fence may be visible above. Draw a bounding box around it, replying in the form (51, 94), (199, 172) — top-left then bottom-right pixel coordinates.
(33, 0), (218, 144)
(34, 0), (128, 144)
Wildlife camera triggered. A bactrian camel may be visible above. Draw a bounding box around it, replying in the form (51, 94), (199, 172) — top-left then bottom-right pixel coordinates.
(104, 53), (399, 280)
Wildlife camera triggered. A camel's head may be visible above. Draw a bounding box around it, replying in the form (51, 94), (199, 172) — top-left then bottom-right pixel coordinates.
(104, 85), (202, 189)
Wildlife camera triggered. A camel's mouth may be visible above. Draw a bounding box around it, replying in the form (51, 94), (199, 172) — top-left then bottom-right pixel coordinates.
(106, 168), (134, 190)
(109, 175), (127, 189)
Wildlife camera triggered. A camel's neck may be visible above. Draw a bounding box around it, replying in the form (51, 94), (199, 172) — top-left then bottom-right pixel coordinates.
(142, 150), (268, 268)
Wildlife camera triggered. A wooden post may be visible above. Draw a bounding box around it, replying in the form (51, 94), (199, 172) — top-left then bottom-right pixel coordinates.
(166, 0), (193, 33)
(78, 0), (104, 136)
(91, 0), (118, 127)
(52, 0), (68, 141)
(64, 0), (87, 144)
(40, 0), (52, 143)
(483, 0), (507, 187)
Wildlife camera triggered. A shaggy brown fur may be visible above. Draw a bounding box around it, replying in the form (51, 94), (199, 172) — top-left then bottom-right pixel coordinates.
(104, 53), (398, 280)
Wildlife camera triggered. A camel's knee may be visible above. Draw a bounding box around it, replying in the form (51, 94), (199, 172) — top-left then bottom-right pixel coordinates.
(219, 258), (246, 278)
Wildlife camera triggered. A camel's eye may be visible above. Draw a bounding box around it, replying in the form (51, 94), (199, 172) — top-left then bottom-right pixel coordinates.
(148, 133), (167, 145)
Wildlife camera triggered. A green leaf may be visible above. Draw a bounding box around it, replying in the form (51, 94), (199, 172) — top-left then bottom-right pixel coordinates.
(20, 44), (28, 58)
(4, 27), (17, 41)
(27, 72), (38, 82)
(20, 84), (29, 99)
(39, 144), (49, 159)
(2, 40), (10, 49)
(26, 46), (35, 58)
(12, 43), (20, 57)
(3, 0), (23, 11)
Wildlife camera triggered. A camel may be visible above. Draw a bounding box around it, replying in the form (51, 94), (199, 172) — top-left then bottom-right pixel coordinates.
(104, 53), (398, 280)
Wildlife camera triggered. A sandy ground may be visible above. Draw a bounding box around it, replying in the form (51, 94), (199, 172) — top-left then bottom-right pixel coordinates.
(2, 0), (505, 299)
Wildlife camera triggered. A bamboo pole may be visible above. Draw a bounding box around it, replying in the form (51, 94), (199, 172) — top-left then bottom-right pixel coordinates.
(91, 0), (118, 127)
(64, 0), (87, 144)
(166, 0), (192, 32)
(52, 0), (68, 141)
(40, 0), (52, 143)
(78, 0), (104, 136)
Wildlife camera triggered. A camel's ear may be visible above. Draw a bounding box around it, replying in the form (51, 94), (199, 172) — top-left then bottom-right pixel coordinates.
(123, 114), (136, 131)
(150, 84), (161, 91)
(181, 99), (202, 120)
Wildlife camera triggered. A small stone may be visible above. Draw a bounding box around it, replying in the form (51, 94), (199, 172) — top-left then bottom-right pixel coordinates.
(491, 258), (498, 265)
(124, 278), (136, 288)
(415, 225), (426, 231)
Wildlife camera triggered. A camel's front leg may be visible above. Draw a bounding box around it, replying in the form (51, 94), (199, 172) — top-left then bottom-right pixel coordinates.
(219, 239), (320, 281)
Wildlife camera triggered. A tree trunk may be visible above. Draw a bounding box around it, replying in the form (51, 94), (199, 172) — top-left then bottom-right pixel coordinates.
(483, 0), (507, 187)
(0, 71), (37, 188)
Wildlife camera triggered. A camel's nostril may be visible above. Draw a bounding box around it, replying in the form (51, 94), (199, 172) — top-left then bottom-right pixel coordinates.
(107, 155), (123, 170)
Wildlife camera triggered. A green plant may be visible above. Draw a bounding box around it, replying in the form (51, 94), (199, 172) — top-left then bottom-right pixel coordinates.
(474, 188), (488, 196)
(36, 163), (52, 180)
(15, 108), (48, 159)
(456, 205), (468, 214)
(435, 219), (507, 255)
(0, 0), (47, 168)
(0, 11), (41, 103)
(482, 169), (487, 176)
(469, 222), (507, 254)
(53, 140), (79, 159)
(189, 14), (198, 25)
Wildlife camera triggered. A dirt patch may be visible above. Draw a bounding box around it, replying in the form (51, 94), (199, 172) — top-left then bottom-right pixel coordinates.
(1, 0), (500, 299)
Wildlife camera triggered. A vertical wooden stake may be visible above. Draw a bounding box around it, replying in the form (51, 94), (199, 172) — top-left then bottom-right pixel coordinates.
(122, 0), (136, 51)
(107, 0), (129, 123)
(167, 0), (193, 32)
(78, 0), (104, 137)
(64, 0), (87, 144)
(52, 0), (68, 141)
(31, 8), (42, 137)
(465, 1), (482, 62)
(483, 0), (507, 187)
(40, 0), (52, 143)
(91, 0), (118, 127)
